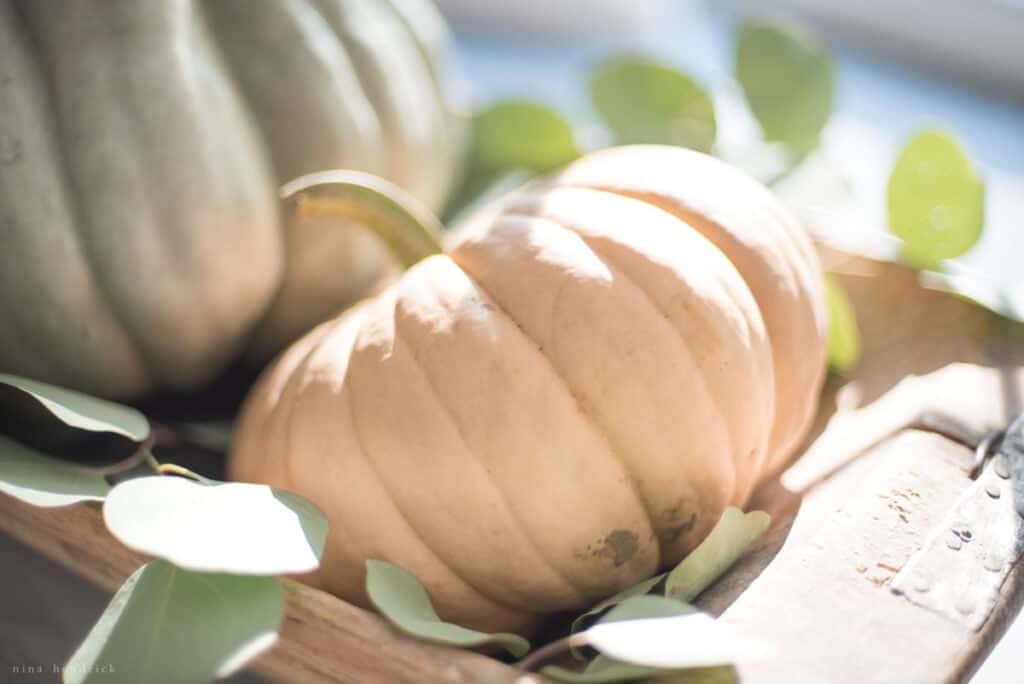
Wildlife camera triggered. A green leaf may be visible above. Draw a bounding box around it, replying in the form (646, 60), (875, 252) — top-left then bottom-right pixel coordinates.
(824, 275), (862, 374)
(547, 659), (737, 684)
(887, 129), (985, 270)
(103, 477), (327, 575)
(546, 657), (735, 683)
(441, 167), (533, 227)
(665, 507), (769, 602)
(736, 19), (834, 155)
(365, 560), (530, 657)
(719, 141), (801, 187)
(571, 508), (770, 648)
(543, 659), (662, 684)
(570, 572), (667, 639)
(586, 596), (735, 669)
(472, 100), (580, 173)
(65, 561), (283, 684)
(590, 56), (716, 153)
(546, 597), (734, 682)
(651, 667), (740, 684)
(0, 372), (149, 442)
(0, 434), (109, 507)
(443, 100), (577, 223)
(593, 593), (696, 626)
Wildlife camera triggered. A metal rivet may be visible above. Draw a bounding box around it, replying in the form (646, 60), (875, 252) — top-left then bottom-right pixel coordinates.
(985, 555), (1004, 573)
(955, 596), (975, 616)
(993, 455), (1011, 479)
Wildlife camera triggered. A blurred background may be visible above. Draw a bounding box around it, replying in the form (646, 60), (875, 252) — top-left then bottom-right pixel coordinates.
(435, 0), (1023, 680)
(439, 0), (1023, 311)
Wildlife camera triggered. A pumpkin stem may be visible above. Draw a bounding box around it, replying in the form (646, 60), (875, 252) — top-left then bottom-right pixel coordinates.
(280, 170), (445, 269)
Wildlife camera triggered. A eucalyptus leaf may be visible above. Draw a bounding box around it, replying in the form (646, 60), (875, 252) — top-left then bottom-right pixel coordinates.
(103, 477), (327, 575)
(365, 560), (530, 657)
(545, 597), (724, 682)
(570, 571), (667, 638)
(736, 19), (834, 156)
(0, 434), (109, 507)
(665, 507), (769, 602)
(0, 372), (149, 442)
(580, 595), (698, 678)
(644, 666), (740, 684)
(595, 594), (697, 625)
(442, 167), (533, 227)
(591, 56), (716, 153)
(544, 662), (736, 684)
(824, 275), (862, 374)
(887, 129), (985, 270)
(542, 659), (663, 684)
(572, 508), (770, 642)
(65, 561), (283, 684)
(585, 599), (735, 670)
(472, 100), (581, 173)
(719, 141), (799, 187)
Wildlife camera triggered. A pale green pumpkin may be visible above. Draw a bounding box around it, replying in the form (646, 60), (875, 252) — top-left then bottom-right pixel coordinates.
(0, 0), (462, 398)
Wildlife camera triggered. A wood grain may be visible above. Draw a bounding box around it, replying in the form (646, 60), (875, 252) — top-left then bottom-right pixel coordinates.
(0, 499), (524, 684)
(3, 255), (1024, 683)
(718, 431), (1024, 683)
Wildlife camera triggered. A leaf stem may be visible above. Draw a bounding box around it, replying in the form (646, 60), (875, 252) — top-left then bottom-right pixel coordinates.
(79, 434), (156, 478)
(142, 444), (162, 473)
(155, 463), (208, 483)
(138, 435), (212, 483)
(515, 633), (588, 672)
(76, 450), (144, 477)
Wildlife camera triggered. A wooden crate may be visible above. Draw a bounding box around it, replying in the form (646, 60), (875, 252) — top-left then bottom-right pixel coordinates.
(2, 255), (1023, 683)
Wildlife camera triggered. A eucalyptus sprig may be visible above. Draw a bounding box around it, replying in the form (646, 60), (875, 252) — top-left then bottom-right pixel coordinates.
(439, 18), (864, 378)
(0, 372), (327, 684)
(365, 507), (769, 682)
(441, 17), (1009, 382)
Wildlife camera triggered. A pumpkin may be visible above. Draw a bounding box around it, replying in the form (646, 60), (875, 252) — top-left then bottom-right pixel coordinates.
(230, 146), (827, 633)
(0, 0), (462, 398)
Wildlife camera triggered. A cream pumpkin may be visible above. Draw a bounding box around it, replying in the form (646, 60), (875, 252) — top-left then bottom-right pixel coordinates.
(230, 146), (827, 633)
(0, 0), (461, 398)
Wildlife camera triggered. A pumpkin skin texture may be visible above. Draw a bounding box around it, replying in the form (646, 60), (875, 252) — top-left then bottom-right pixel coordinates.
(543, 146), (828, 473)
(0, 0), (461, 397)
(230, 146), (826, 633)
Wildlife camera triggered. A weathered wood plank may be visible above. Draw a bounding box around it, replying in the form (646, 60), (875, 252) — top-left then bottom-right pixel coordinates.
(5, 427), (1021, 683)
(3, 256), (1024, 683)
(0, 497), (523, 684)
(712, 430), (1024, 683)
(696, 254), (1024, 684)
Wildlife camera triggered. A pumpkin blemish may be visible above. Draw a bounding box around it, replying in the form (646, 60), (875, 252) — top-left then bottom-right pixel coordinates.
(602, 529), (639, 566)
